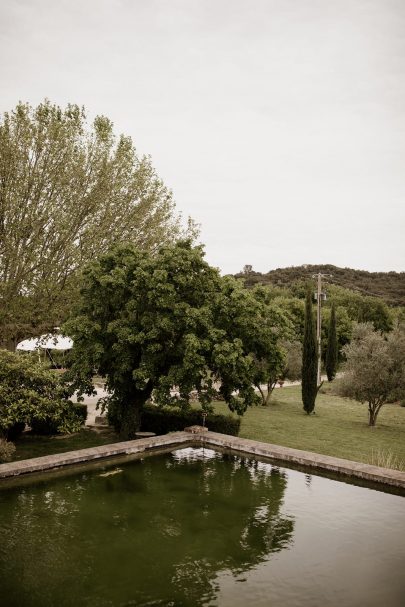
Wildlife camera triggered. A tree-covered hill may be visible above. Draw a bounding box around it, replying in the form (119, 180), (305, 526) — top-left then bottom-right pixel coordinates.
(235, 264), (405, 306)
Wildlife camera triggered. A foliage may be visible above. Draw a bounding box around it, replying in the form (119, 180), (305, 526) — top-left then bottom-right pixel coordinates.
(325, 284), (393, 332)
(30, 404), (87, 435)
(235, 264), (405, 307)
(65, 241), (266, 439)
(0, 438), (15, 462)
(272, 296), (305, 340)
(339, 323), (405, 426)
(0, 100), (195, 347)
(301, 290), (318, 414)
(281, 340), (302, 381)
(325, 303), (338, 381)
(0, 350), (82, 436)
(320, 305), (352, 361)
(215, 284), (291, 406)
(138, 403), (240, 436)
(73, 403), (88, 425)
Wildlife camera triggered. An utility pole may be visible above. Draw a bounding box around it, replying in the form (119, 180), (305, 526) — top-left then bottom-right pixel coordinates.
(312, 273), (332, 386)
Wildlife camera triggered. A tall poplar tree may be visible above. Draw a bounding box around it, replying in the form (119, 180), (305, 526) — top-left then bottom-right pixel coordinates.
(0, 101), (195, 347)
(325, 303), (338, 381)
(301, 289), (318, 414)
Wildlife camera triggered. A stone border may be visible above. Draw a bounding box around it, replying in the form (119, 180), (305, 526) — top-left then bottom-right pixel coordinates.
(0, 432), (192, 479)
(0, 431), (404, 491)
(201, 432), (405, 490)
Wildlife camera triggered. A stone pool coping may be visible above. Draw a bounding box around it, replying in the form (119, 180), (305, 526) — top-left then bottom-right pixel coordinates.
(0, 431), (404, 490)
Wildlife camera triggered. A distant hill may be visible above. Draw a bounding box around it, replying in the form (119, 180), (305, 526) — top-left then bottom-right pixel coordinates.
(235, 264), (405, 306)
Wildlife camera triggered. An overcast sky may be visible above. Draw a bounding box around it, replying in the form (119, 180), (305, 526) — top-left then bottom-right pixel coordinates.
(1, 0), (404, 273)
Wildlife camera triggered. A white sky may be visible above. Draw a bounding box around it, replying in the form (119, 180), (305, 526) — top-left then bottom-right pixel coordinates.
(1, 0), (404, 273)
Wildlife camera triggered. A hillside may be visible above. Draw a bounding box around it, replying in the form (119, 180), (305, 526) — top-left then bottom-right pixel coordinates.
(235, 264), (405, 306)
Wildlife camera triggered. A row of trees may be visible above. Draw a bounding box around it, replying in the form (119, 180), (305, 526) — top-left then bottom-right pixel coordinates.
(301, 288), (405, 425)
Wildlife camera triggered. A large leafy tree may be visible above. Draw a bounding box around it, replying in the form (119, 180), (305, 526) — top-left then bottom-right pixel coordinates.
(65, 241), (265, 438)
(0, 100), (193, 347)
(301, 289), (318, 414)
(339, 323), (405, 426)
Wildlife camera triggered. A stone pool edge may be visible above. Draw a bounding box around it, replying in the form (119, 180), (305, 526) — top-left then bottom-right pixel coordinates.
(201, 432), (405, 490)
(0, 430), (404, 490)
(0, 432), (193, 479)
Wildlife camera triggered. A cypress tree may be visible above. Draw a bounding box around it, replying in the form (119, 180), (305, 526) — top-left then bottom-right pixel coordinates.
(325, 303), (338, 381)
(302, 289), (318, 414)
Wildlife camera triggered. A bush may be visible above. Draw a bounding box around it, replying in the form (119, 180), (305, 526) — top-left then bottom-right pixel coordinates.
(29, 417), (59, 436)
(0, 350), (82, 436)
(30, 404), (87, 436)
(140, 404), (241, 436)
(73, 403), (88, 425)
(0, 438), (16, 462)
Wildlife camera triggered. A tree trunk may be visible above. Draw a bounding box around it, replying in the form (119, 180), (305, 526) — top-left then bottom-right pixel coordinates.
(119, 403), (143, 440)
(118, 382), (153, 440)
(264, 381), (277, 406)
(256, 385), (266, 406)
(368, 401), (382, 427)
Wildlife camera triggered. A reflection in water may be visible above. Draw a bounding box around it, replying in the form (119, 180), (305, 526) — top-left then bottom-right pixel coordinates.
(0, 449), (294, 607)
(1, 449), (404, 607)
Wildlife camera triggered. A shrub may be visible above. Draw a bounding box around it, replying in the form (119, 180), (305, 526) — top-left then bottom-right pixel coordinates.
(29, 417), (59, 436)
(0, 438), (16, 462)
(139, 404), (241, 436)
(30, 404), (88, 436)
(74, 403), (88, 425)
(0, 350), (82, 436)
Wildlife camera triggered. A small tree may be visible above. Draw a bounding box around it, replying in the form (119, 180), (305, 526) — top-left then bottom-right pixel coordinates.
(65, 241), (264, 439)
(339, 324), (405, 426)
(301, 289), (318, 414)
(222, 286), (291, 406)
(325, 303), (338, 381)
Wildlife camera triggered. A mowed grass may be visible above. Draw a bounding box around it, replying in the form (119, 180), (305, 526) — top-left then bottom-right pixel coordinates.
(8, 385), (405, 472)
(212, 384), (405, 471)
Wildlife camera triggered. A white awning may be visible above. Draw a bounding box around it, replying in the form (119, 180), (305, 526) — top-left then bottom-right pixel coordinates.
(16, 334), (73, 351)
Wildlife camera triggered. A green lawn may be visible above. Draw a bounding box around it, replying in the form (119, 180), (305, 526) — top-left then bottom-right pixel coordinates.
(7, 385), (405, 471)
(211, 384), (405, 471)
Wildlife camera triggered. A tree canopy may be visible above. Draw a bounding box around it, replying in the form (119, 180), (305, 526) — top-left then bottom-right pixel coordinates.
(65, 241), (285, 438)
(0, 100), (194, 346)
(339, 323), (405, 426)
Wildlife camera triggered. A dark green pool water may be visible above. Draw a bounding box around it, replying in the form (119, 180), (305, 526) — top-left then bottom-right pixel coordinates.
(0, 448), (404, 607)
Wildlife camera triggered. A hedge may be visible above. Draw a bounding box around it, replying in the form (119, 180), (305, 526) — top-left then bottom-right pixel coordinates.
(140, 404), (240, 436)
